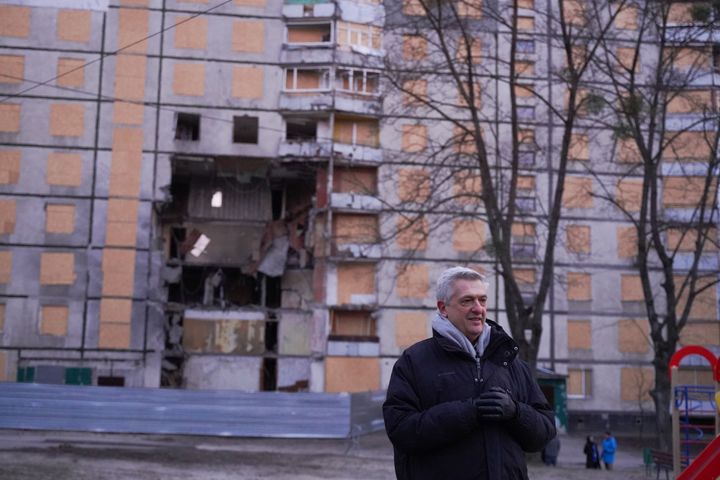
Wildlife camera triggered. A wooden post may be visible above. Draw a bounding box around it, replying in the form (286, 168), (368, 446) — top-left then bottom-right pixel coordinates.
(672, 365), (681, 479)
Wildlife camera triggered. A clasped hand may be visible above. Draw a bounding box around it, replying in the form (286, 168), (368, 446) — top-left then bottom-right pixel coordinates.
(472, 386), (517, 421)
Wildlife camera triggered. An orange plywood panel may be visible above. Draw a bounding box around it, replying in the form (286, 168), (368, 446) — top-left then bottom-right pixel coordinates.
(617, 138), (641, 164)
(396, 263), (429, 299)
(0, 251), (11, 284)
(173, 62), (205, 96)
(395, 312), (429, 349)
(49, 103), (84, 137)
(333, 167), (377, 195)
(0, 200), (16, 234)
(566, 225), (591, 254)
(517, 16), (534, 30)
(99, 298), (132, 324)
(663, 176), (717, 208)
(106, 199), (138, 246)
(400, 124), (427, 152)
(40, 305), (69, 336)
(40, 252), (76, 285)
(45, 204), (75, 234)
(675, 276), (718, 320)
(174, 15), (207, 50)
(109, 127), (143, 197)
(0, 55), (24, 84)
(0, 150), (21, 185)
(57, 58), (85, 87)
(402, 0), (425, 16)
(567, 319), (591, 350)
(667, 227), (718, 253)
(113, 101), (144, 125)
(667, 89), (712, 114)
(569, 133), (589, 161)
(567, 272), (591, 301)
(458, 0), (482, 18)
(232, 66), (264, 99)
(325, 357), (380, 393)
(397, 168), (430, 202)
(118, 7), (149, 53)
(0, 6), (30, 38)
(562, 176), (593, 209)
(402, 79), (427, 106)
(663, 131), (712, 161)
(616, 226), (637, 259)
(515, 267), (536, 285)
(402, 35), (426, 60)
(47, 152), (83, 187)
(232, 20), (264, 53)
(336, 262), (375, 304)
(102, 248), (136, 296)
(114, 54), (147, 101)
(620, 274), (643, 302)
(680, 322), (720, 347)
(618, 319), (649, 353)
(453, 170), (482, 205)
(333, 213), (378, 245)
(615, 5), (637, 29)
(57, 9), (91, 43)
(98, 322), (131, 349)
(235, 0), (266, 6)
(620, 367), (654, 401)
(396, 216), (428, 251)
(0, 104), (21, 133)
(453, 219), (486, 252)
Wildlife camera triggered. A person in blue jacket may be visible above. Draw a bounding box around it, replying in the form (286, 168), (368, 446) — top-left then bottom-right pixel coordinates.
(383, 266), (556, 480)
(601, 431), (617, 470)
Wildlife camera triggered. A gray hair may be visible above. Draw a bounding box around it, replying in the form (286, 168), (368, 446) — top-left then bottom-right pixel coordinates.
(435, 266), (487, 303)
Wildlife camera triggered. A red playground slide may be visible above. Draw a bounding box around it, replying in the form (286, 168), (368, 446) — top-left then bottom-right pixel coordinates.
(677, 434), (720, 480)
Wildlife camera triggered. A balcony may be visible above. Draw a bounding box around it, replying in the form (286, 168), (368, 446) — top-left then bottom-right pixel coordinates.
(283, 2), (334, 18)
(278, 140), (331, 159)
(333, 143), (383, 164)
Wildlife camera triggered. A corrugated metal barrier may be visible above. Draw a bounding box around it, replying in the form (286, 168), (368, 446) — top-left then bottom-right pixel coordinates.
(0, 382), (386, 439)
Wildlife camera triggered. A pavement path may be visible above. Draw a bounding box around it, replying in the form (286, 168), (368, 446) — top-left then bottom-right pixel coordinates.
(0, 429), (652, 479)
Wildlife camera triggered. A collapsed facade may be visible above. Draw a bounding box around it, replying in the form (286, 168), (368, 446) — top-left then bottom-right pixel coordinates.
(0, 0), (718, 432)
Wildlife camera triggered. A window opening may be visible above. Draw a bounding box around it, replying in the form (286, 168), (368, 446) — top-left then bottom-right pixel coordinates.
(284, 67), (331, 91)
(233, 116), (259, 143)
(175, 113), (200, 141)
(336, 69), (380, 95)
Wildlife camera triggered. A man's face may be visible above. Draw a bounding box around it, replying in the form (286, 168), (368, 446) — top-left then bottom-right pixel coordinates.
(437, 279), (488, 342)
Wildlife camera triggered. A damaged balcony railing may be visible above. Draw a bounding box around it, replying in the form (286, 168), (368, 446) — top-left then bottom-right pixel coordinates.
(0, 382), (385, 439)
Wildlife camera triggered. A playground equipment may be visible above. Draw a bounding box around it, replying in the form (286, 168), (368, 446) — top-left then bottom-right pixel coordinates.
(669, 346), (720, 480)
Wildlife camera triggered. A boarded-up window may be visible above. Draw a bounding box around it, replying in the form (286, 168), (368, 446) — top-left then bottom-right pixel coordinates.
(620, 367), (654, 401)
(616, 179), (643, 212)
(57, 9), (91, 42)
(567, 368), (592, 398)
(325, 357), (380, 393)
(517, 15), (534, 30)
(403, 35), (427, 60)
(57, 58), (85, 88)
(396, 263), (429, 299)
(233, 20), (265, 52)
(617, 47), (639, 73)
(518, 0), (533, 7)
(333, 167), (377, 195)
(562, 176), (593, 208)
(173, 63), (205, 96)
(675, 276), (718, 320)
(0, 200), (16, 234)
(569, 133), (589, 161)
(402, 0), (426, 16)
(287, 23), (330, 43)
(617, 226), (638, 258)
(663, 176), (717, 208)
(118, 8), (149, 54)
(453, 170), (482, 205)
(50, 104), (84, 137)
(453, 219), (486, 252)
(669, 47), (711, 70)
(401, 124), (427, 152)
(395, 311), (429, 349)
(0, 55), (24, 84)
(0, 251), (11, 284)
(0, 150), (21, 185)
(47, 152), (82, 187)
(614, 5), (637, 29)
(618, 319), (649, 353)
(515, 268), (536, 286)
(563, 0), (586, 27)
(457, 83), (482, 108)
(102, 248), (136, 296)
(40, 252), (76, 285)
(567, 320), (591, 350)
(98, 322), (131, 349)
(458, 0), (482, 18)
(617, 138), (641, 164)
(106, 199), (138, 247)
(232, 66), (264, 99)
(667, 227), (718, 253)
(333, 213), (378, 245)
(403, 79), (428, 106)
(663, 131), (712, 161)
(567, 272), (591, 301)
(330, 310), (376, 339)
(174, 16), (207, 50)
(0, 303), (4, 332)
(566, 225), (590, 254)
(456, 37), (482, 64)
(455, 124), (480, 154)
(397, 168), (430, 202)
(668, 2), (695, 24)
(99, 298), (132, 324)
(45, 204), (75, 234)
(0, 5), (31, 38)
(667, 90), (712, 114)
(0, 104), (21, 133)
(514, 82), (534, 98)
(337, 263), (375, 304)
(114, 54), (146, 102)
(396, 216), (429, 251)
(680, 322), (720, 346)
(40, 305), (69, 336)
(516, 60), (534, 76)
(333, 117), (379, 147)
(620, 274), (643, 302)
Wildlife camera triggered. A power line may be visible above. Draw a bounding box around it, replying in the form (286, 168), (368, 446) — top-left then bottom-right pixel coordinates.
(0, 0), (234, 103)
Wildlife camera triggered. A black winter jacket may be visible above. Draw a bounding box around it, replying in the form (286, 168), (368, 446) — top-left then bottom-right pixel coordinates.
(383, 320), (556, 480)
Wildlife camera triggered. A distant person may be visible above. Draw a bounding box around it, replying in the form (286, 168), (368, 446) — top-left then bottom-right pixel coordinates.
(601, 431), (617, 470)
(542, 434), (560, 466)
(383, 266), (556, 479)
(583, 435), (601, 469)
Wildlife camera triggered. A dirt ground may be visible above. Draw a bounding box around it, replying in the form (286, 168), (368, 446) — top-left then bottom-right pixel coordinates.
(0, 429), (650, 480)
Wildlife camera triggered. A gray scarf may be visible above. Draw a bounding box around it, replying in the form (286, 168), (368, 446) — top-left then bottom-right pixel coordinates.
(432, 311), (492, 359)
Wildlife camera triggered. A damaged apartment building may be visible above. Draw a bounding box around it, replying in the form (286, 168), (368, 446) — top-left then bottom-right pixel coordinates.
(0, 0), (390, 393)
(1, 0), (719, 433)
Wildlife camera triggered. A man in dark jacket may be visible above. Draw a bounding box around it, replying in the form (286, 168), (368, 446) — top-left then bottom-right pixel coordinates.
(383, 266), (556, 480)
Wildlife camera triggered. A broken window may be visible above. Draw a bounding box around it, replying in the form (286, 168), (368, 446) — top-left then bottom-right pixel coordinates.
(261, 358), (277, 391)
(175, 112), (200, 141)
(329, 310), (378, 342)
(286, 118), (317, 141)
(336, 68), (380, 95)
(284, 67), (331, 91)
(98, 376), (125, 387)
(233, 116), (259, 143)
(286, 23), (332, 44)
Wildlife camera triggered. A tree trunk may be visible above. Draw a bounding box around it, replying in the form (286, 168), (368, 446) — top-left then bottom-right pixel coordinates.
(651, 362), (672, 451)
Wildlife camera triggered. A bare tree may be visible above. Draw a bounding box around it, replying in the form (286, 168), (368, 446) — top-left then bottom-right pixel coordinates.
(380, 0), (623, 370)
(586, 1), (720, 449)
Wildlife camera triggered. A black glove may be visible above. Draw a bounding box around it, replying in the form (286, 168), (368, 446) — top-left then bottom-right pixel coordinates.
(473, 387), (517, 421)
